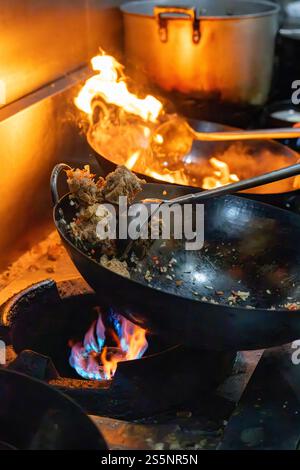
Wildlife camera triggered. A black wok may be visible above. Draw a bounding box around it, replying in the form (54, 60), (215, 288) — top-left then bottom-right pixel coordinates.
(0, 368), (107, 450)
(52, 167), (300, 352)
(88, 119), (300, 213)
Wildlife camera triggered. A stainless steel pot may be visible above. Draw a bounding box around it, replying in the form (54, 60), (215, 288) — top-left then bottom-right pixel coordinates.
(121, 0), (280, 105)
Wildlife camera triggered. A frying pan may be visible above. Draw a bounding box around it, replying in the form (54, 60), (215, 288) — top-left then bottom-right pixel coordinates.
(51, 165), (300, 352)
(0, 368), (107, 450)
(88, 119), (300, 213)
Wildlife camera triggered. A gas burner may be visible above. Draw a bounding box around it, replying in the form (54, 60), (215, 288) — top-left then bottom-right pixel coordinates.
(1, 278), (300, 449)
(0, 278), (235, 420)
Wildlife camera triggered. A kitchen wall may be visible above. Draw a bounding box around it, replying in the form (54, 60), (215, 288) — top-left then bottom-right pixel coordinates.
(0, 0), (124, 270)
(0, 0), (123, 107)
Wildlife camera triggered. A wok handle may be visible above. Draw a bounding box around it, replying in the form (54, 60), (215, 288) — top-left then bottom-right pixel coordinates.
(50, 163), (72, 206)
(169, 163), (300, 204)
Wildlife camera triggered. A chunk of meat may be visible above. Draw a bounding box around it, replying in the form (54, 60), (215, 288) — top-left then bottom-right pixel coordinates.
(102, 165), (145, 204)
(65, 165), (145, 266)
(66, 165), (104, 205)
(69, 203), (117, 256)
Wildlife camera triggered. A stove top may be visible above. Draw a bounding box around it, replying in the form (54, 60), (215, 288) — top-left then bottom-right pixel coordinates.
(1, 276), (300, 449)
(0, 233), (299, 450)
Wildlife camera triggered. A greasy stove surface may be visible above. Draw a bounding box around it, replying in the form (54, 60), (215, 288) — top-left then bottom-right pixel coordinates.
(91, 342), (300, 451)
(0, 233), (300, 450)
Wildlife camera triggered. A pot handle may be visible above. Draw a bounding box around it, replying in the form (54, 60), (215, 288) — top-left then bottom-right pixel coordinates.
(154, 6), (200, 43)
(279, 28), (300, 38)
(50, 163), (72, 206)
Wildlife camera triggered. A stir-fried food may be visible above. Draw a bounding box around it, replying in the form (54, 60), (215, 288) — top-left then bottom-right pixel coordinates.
(63, 165), (300, 311)
(102, 165), (145, 205)
(65, 165), (145, 277)
(66, 165), (104, 205)
(66, 164), (144, 206)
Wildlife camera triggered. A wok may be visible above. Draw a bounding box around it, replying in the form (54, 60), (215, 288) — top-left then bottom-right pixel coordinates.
(88, 119), (300, 213)
(52, 165), (300, 351)
(0, 368), (107, 450)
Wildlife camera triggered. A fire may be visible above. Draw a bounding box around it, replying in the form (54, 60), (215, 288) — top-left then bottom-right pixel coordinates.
(125, 150), (141, 170)
(202, 157), (239, 189)
(153, 134), (164, 144)
(293, 174), (300, 190)
(69, 310), (148, 381)
(75, 53), (163, 122)
(146, 168), (189, 185)
(75, 51), (241, 191)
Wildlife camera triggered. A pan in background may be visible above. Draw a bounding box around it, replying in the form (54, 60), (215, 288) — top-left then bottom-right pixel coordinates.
(262, 101), (300, 151)
(89, 119), (300, 213)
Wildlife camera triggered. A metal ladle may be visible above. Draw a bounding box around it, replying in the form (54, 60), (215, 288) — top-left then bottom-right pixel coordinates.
(151, 117), (300, 161)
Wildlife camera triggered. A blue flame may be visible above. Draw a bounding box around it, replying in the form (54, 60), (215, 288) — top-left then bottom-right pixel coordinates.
(69, 310), (148, 381)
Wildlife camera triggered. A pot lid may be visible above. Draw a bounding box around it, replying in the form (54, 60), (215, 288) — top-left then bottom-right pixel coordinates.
(121, 0), (279, 19)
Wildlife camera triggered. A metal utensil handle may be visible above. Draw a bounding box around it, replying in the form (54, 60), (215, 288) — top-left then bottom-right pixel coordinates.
(50, 163), (72, 206)
(169, 163), (300, 205)
(154, 5), (200, 43)
(192, 127), (300, 141)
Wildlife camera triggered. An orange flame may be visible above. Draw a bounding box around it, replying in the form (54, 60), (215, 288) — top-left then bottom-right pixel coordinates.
(100, 319), (148, 380)
(202, 157), (239, 189)
(75, 52), (242, 190)
(125, 150), (141, 170)
(69, 312), (148, 381)
(100, 347), (120, 381)
(146, 168), (189, 185)
(75, 53), (163, 122)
